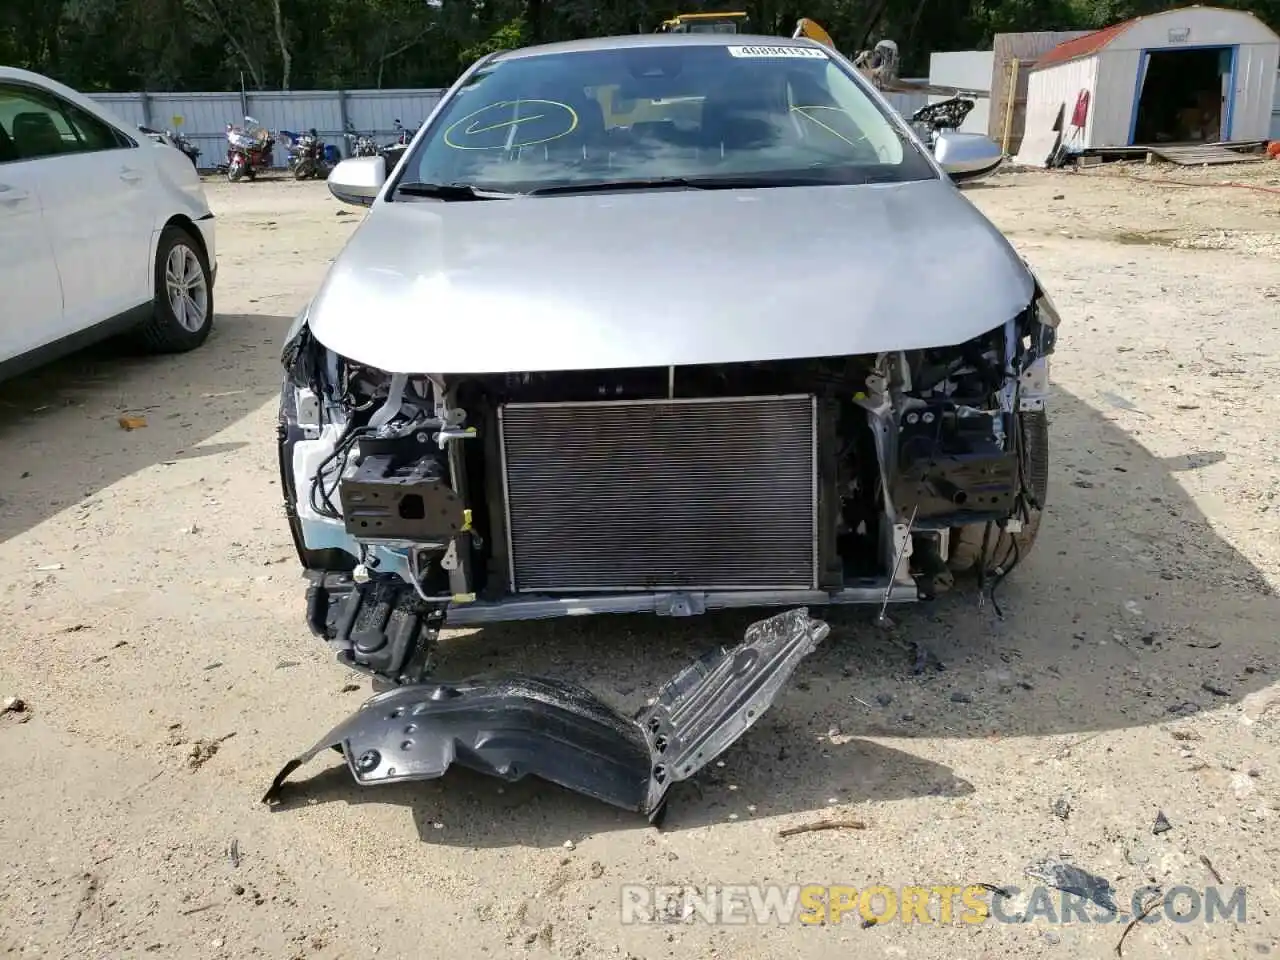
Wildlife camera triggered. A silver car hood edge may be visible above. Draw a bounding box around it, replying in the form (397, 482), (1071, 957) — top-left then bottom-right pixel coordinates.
(307, 179), (1034, 374)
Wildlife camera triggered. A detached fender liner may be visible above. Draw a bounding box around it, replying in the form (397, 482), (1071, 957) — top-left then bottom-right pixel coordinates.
(263, 608), (830, 817)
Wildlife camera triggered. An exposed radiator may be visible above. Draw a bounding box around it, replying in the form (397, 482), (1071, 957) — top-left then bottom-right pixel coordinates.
(498, 395), (818, 592)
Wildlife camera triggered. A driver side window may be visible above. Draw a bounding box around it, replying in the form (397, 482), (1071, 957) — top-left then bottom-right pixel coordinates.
(0, 83), (128, 163)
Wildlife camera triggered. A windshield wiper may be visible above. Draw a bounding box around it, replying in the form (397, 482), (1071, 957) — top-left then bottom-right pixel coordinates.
(525, 176), (834, 196)
(393, 181), (515, 200)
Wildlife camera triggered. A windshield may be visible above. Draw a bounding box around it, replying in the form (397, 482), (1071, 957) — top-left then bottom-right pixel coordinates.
(394, 42), (937, 195)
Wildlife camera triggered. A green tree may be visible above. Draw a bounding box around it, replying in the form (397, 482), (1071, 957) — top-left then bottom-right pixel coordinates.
(1, 0), (1275, 90)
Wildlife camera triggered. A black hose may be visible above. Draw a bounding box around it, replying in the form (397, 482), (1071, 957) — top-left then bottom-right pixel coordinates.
(989, 535), (1020, 620)
(308, 424), (368, 519)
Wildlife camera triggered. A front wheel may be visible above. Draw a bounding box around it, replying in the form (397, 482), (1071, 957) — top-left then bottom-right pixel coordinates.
(133, 225), (214, 353)
(948, 409), (1049, 574)
(227, 156), (245, 181)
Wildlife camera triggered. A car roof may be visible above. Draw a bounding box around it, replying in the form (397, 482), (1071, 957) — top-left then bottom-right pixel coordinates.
(0, 65), (71, 91)
(493, 33), (826, 61)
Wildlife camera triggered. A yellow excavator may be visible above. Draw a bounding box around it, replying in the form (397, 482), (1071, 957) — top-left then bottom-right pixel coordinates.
(655, 11), (752, 34)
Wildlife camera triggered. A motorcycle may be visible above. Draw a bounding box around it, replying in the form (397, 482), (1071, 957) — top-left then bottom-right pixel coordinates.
(279, 127), (339, 180)
(343, 123), (379, 158)
(138, 125), (201, 169)
(224, 116), (274, 182)
(379, 117), (418, 170)
(171, 131), (201, 169)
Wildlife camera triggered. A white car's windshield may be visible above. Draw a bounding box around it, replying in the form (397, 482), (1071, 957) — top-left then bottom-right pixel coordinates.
(394, 42), (937, 196)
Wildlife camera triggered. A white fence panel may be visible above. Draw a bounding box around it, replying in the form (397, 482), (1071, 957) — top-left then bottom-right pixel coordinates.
(89, 93), (148, 129)
(244, 91), (345, 140)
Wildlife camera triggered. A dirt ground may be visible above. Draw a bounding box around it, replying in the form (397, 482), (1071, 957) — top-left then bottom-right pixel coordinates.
(2, 158), (1280, 960)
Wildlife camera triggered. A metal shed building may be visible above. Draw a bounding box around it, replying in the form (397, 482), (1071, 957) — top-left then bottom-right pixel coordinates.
(1020, 5), (1279, 154)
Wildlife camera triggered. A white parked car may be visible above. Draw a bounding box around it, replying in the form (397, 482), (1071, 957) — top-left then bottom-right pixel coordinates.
(0, 67), (217, 379)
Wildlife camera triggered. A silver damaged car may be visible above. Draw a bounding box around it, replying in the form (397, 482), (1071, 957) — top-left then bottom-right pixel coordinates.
(267, 34), (1058, 815)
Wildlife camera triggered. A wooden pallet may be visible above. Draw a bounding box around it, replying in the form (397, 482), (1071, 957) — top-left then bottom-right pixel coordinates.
(1075, 140), (1269, 166)
(1142, 143), (1266, 166)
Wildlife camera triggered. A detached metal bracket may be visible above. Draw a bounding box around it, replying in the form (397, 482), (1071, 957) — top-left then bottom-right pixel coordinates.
(1019, 357), (1050, 411)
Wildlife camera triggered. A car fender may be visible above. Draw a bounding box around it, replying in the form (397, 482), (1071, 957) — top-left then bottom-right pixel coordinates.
(144, 143), (216, 281)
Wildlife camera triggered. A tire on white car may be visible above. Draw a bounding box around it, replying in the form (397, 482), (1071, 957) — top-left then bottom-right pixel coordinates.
(948, 409), (1049, 575)
(135, 224), (214, 353)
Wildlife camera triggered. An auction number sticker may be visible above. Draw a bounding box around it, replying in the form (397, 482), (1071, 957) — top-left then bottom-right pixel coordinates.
(727, 45), (828, 58)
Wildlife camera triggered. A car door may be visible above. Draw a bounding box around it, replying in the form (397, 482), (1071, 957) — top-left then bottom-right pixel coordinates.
(0, 81), (153, 342)
(0, 91), (65, 364)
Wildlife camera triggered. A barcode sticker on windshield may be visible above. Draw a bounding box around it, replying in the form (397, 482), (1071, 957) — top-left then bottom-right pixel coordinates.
(727, 45), (828, 59)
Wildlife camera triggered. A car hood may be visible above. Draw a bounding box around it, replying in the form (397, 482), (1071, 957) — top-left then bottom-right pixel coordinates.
(307, 178), (1034, 374)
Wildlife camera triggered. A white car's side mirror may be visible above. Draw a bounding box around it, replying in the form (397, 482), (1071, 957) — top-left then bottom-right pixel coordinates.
(327, 157), (387, 207)
(933, 132), (1003, 183)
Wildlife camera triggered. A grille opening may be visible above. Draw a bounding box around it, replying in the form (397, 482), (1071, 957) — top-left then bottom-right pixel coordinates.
(446, 360), (899, 600)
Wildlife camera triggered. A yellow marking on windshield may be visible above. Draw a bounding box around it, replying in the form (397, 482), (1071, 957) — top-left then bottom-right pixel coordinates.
(465, 114), (546, 135)
(790, 105), (863, 147)
(444, 99), (580, 150)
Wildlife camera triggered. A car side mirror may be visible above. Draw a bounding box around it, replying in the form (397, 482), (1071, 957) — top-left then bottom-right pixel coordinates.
(327, 156), (387, 207)
(932, 131), (1003, 184)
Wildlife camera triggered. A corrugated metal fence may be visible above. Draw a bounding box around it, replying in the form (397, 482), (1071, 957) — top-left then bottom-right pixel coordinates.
(86, 88), (450, 168)
(86, 85), (934, 169)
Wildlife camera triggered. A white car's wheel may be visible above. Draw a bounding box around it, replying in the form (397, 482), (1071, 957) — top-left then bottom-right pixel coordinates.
(135, 226), (214, 353)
